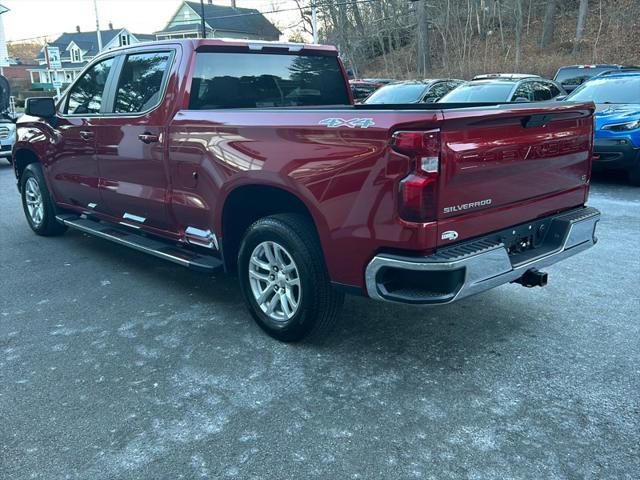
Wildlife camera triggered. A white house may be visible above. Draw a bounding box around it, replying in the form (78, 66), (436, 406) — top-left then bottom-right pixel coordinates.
(155, 1), (280, 41)
(28, 26), (155, 91)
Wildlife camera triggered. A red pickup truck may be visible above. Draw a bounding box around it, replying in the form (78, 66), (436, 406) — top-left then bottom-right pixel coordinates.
(14, 39), (600, 341)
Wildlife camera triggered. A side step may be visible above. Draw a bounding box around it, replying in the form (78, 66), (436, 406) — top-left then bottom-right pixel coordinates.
(56, 214), (223, 272)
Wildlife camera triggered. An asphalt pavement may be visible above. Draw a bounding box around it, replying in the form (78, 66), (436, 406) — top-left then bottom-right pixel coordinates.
(1, 161), (638, 479)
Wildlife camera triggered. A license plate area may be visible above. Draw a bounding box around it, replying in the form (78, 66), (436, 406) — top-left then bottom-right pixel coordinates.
(503, 217), (554, 255)
(502, 216), (569, 266)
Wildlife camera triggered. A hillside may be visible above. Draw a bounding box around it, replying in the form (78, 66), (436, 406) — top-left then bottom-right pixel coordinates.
(316, 0), (640, 80)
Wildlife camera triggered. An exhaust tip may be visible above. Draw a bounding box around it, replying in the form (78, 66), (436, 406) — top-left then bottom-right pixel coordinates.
(515, 268), (548, 288)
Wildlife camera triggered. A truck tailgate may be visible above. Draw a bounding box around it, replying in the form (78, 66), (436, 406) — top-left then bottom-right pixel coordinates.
(436, 102), (594, 246)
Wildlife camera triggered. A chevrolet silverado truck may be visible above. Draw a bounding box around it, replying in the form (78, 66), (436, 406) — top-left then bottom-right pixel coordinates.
(13, 39), (600, 341)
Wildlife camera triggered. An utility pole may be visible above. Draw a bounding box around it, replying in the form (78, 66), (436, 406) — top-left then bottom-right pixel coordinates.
(311, 0), (318, 43)
(200, 0), (207, 38)
(93, 0), (103, 52)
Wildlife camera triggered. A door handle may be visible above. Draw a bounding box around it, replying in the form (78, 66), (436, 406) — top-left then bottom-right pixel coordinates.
(79, 130), (94, 140)
(138, 133), (159, 144)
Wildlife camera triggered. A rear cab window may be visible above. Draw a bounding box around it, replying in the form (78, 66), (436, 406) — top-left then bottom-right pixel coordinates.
(555, 67), (612, 87)
(440, 82), (514, 102)
(114, 51), (172, 114)
(189, 52), (350, 109)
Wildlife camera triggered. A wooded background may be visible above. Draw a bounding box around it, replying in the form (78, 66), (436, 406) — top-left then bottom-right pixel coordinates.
(291, 0), (640, 79)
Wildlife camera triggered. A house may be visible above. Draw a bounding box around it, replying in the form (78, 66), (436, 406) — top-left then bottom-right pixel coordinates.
(28, 26), (155, 91)
(155, 1), (281, 41)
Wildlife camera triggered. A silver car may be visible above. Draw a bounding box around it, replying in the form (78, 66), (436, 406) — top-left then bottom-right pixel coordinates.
(0, 119), (16, 163)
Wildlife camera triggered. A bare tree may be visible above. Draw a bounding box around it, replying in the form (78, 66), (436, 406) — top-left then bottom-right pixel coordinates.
(416, 0), (431, 77)
(514, 0), (523, 70)
(540, 0), (557, 48)
(7, 41), (43, 64)
(573, 0), (590, 54)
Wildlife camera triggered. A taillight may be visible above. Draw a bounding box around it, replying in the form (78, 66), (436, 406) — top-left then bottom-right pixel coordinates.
(392, 130), (440, 222)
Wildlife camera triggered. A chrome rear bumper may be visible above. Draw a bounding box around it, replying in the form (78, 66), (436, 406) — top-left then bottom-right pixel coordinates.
(365, 207), (600, 305)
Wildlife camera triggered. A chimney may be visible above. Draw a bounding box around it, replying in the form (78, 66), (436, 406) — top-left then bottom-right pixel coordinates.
(109, 21), (113, 30)
(76, 25), (81, 33)
(230, 0), (236, 7)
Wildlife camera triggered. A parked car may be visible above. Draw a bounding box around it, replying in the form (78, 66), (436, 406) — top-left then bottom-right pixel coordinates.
(473, 73), (540, 80)
(565, 71), (640, 185)
(439, 76), (565, 103)
(14, 39), (599, 342)
(554, 64), (640, 93)
(361, 78), (396, 85)
(349, 79), (384, 103)
(0, 117), (16, 164)
(363, 79), (464, 104)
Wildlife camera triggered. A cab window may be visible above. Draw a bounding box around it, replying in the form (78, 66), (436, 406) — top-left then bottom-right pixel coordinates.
(189, 52), (350, 109)
(65, 57), (114, 114)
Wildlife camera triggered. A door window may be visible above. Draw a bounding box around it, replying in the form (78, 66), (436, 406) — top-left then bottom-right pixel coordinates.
(547, 82), (561, 98)
(512, 82), (535, 101)
(424, 82), (450, 101)
(65, 57), (114, 114)
(113, 52), (171, 114)
(532, 81), (554, 101)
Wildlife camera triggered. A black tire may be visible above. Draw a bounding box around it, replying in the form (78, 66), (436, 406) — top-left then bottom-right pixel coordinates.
(628, 163), (640, 186)
(20, 163), (67, 236)
(238, 213), (344, 342)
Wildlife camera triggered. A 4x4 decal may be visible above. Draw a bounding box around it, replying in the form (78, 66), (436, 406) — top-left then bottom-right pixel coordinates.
(319, 118), (375, 129)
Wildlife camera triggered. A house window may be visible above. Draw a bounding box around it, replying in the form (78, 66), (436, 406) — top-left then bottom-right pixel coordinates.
(71, 47), (81, 63)
(120, 34), (130, 46)
(184, 9), (191, 20)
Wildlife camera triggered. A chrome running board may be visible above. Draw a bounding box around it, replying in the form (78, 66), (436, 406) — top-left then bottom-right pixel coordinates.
(56, 214), (223, 272)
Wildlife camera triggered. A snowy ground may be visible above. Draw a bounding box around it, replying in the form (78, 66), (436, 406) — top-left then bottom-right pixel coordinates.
(1, 162), (638, 479)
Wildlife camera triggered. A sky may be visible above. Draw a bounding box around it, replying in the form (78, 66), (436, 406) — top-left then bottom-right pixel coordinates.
(0, 0), (303, 43)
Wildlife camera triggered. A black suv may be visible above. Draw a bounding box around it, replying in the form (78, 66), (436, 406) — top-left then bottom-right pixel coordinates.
(554, 64), (640, 93)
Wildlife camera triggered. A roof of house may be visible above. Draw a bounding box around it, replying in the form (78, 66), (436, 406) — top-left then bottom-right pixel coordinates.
(37, 29), (156, 60)
(158, 1), (281, 38)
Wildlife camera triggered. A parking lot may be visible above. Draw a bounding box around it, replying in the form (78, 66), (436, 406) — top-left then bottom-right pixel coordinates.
(0, 162), (638, 479)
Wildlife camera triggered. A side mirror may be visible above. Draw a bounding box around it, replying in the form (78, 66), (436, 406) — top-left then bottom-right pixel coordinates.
(514, 97), (530, 103)
(555, 95), (567, 101)
(25, 97), (56, 118)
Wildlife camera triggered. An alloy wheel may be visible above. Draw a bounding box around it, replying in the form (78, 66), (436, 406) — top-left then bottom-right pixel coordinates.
(248, 241), (301, 322)
(25, 177), (44, 227)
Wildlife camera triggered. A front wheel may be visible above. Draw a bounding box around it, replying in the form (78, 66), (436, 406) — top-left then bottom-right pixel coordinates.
(238, 214), (344, 342)
(20, 163), (67, 236)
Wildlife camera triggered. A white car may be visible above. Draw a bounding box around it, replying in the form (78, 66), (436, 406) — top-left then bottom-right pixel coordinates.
(0, 119), (16, 163)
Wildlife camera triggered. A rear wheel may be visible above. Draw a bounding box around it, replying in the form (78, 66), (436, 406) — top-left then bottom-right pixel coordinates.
(20, 163), (67, 236)
(238, 214), (344, 342)
(628, 163), (640, 186)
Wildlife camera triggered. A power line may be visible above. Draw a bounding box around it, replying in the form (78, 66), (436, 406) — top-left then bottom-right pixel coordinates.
(200, 0), (382, 22)
(7, 34), (61, 44)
